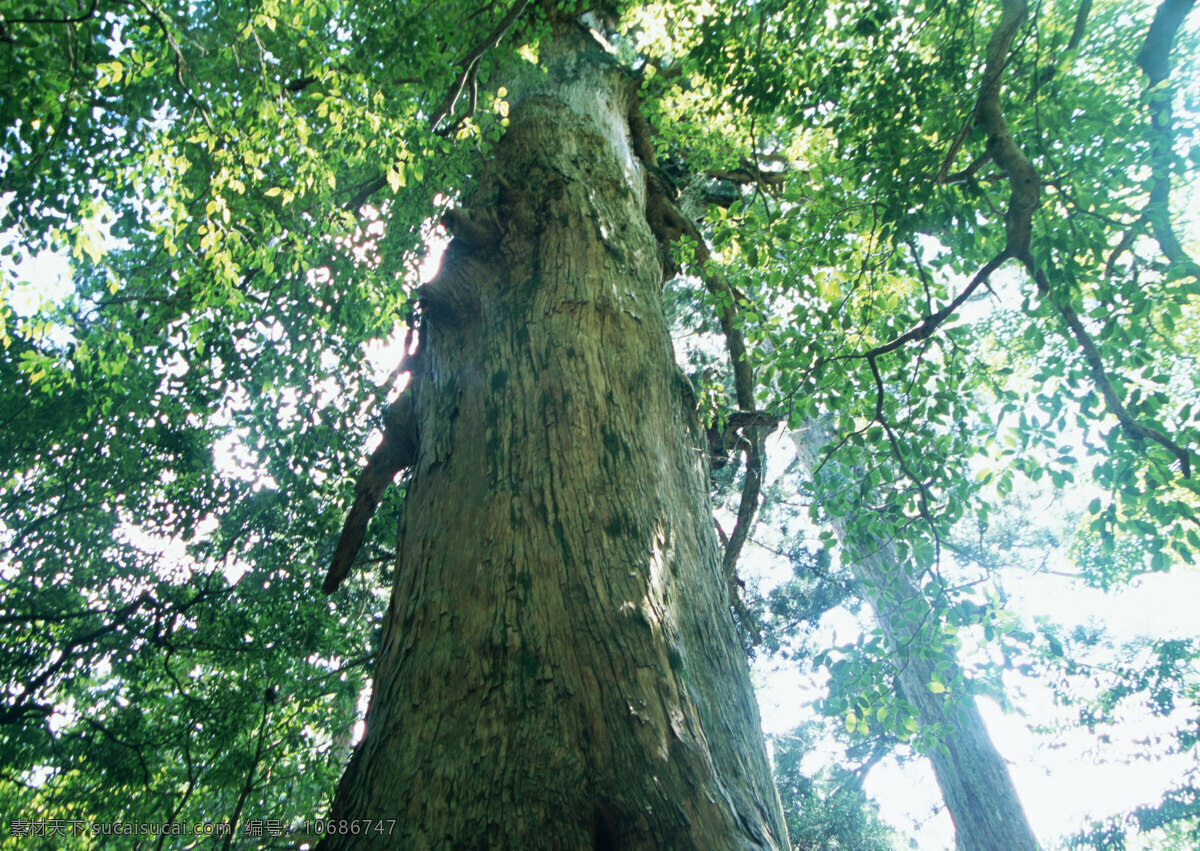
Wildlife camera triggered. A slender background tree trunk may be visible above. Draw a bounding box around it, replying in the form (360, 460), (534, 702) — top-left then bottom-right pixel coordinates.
(321, 28), (787, 850)
(793, 420), (1038, 851)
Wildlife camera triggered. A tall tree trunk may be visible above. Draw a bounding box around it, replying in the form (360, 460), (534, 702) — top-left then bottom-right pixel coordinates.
(792, 421), (1038, 851)
(321, 28), (787, 850)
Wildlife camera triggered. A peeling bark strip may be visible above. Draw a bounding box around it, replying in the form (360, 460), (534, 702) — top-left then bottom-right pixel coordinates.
(793, 420), (1040, 851)
(320, 25), (787, 850)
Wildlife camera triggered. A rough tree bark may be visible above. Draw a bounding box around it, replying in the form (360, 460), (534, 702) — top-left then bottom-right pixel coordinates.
(320, 26), (787, 850)
(792, 421), (1038, 851)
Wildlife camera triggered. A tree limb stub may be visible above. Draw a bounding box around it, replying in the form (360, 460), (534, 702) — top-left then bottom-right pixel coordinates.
(323, 393), (419, 594)
(706, 162), (787, 192)
(708, 410), (781, 471)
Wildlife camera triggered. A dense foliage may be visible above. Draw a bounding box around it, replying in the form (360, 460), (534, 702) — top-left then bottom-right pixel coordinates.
(2, 0), (1198, 847)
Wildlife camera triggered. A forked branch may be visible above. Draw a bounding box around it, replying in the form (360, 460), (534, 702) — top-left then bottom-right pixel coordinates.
(975, 0), (1194, 476)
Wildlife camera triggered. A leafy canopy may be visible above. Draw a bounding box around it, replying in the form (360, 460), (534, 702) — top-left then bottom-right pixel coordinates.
(2, 0), (1198, 845)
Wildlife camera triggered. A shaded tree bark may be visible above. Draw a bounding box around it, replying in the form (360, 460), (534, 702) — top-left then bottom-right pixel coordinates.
(792, 420), (1038, 851)
(320, 26), (787, 850)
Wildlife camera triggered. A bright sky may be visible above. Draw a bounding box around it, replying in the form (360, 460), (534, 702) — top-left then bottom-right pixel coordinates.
(1, 246), (73, 317)
(749, 569), (1200, 849)
(748, 429), (1200, 850)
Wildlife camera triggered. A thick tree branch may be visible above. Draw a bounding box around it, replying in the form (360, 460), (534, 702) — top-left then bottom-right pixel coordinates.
(938, 148), (992, 186)
(718, 438), (765, 646)
(709, 413), (780, 641)
(1067, 0), (1094, 52)
(975, 0), (1194, 476)
(1026, 261), (1192, 476)
(831, 741), (890, 797)
(1137, 0), (1196, 84)
(0, 592), (151, 725)
(344, 174), (388, 214)
(1030, 0), (1094, 92)
(706, 161), (787, 192)
(630, 99), (757, 411)
(829, 252), (1008, 366)
(285, 75), (320, 93)
(1136, 0), (1200, 278)
(979, 0), (1039, 255)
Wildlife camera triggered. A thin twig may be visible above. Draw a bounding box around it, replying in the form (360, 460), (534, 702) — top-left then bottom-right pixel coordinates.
(132, 0), (215, 131)
(222, 688), (273, 850)
(429, 0), (530, 133)
(867, 354), (942, 568)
